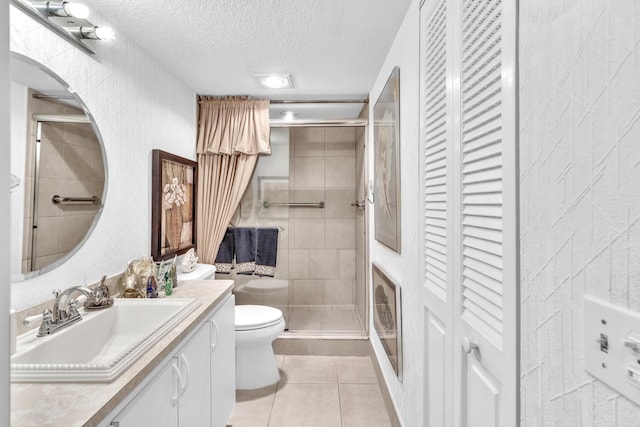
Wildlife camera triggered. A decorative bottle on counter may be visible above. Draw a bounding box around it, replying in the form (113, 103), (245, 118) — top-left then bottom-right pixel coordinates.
(164, 276), (173, 296)
(170, 263), (178, 288)
(146, 275), (158, 298)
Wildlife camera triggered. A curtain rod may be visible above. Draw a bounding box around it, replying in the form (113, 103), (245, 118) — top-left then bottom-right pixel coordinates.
(198, 97), (368, 104)
(270, 98), (368, 104)
(270, 118), (367, 127)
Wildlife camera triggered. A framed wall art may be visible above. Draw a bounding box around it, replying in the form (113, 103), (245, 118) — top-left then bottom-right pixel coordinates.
(151, 149), (197, 260)
(372, 263), (403, 380)
(373, 66), (401, 252)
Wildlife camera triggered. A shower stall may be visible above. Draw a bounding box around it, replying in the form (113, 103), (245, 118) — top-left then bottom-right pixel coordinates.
(223, 121), (369, 338)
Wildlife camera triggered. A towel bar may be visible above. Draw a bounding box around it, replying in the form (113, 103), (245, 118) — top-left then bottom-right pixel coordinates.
(52, 195), (100, 205)
(262, 201), (324, 209)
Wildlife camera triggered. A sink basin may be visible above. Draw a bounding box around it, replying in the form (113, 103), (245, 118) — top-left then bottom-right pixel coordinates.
(11, 298), (201, 383)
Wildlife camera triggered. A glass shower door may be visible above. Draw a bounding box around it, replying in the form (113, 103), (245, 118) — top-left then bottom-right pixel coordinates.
(229, 128), (292, 326)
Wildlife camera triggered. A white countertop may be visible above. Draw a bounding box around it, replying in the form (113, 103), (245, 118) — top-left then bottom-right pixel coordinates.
(10, 279), (233, 427)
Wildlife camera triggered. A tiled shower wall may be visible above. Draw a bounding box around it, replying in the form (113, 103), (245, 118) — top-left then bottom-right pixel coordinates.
(23, 93), (104, 272)
(520, 1), (640, 425)
(288, 127), (356, 307)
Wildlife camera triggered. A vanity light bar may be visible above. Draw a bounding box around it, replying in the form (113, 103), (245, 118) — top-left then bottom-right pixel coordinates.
(11, 0), (116, 54)
(30, 0), (89, 19)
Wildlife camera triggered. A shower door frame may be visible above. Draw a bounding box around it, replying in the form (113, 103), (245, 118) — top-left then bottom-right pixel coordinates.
(271, 120), (370, 338)
(27, 114), (97, 273)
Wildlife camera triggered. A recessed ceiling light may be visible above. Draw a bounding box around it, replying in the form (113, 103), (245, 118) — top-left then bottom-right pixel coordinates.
(280, 111), (297, 120)
(255, 74), (293, 89)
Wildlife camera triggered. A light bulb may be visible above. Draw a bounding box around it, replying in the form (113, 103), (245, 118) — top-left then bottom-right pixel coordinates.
(94, 27), (116, 40)
(280, 111), (297, 120)
(254, 73), (293, 89)
(62, 2), (89, 19)
(264, 76), (288, 89)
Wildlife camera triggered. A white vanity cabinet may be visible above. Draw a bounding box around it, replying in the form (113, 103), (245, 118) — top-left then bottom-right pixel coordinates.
(109, 356), (179, 426)
(110, 294), (235, 427)
(177, 323), (212, 426)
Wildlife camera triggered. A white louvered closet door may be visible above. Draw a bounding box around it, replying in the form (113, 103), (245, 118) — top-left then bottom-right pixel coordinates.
(451, 0), (518, 426)
(420, 0), (454, 426)
(421, 0), (517, 425)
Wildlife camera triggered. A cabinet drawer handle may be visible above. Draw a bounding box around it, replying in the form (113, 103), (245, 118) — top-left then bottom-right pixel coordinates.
(211, 320), (219, 352)
(172, 362), (182, 407)
(179, 353), (190, 397)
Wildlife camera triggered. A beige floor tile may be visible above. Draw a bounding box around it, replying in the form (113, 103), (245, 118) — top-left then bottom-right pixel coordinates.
(336, 357), (378, 384)
(269, 383), (341, 427)
(339, 383), (392, 427)
(280, 355), (338, 383)
(230, 356), (392, 427)
(229, 384), (277, 427)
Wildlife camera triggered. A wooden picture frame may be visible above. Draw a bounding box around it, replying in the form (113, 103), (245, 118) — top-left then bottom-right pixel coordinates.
(151, 149), (197, 261)
(372, 263), (403, 380)
(373, 66), (401, 252)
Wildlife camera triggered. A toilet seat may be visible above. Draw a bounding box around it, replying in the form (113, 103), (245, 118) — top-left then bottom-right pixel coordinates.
(235, 305), (283, 331)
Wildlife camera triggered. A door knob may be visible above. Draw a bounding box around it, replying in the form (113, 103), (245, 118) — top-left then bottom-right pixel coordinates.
(462, 337), (479, 354)
(350, 200), (365, 209)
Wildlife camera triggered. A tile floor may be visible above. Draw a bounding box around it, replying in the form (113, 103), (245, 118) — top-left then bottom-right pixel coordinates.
(228, 355), (392, 427)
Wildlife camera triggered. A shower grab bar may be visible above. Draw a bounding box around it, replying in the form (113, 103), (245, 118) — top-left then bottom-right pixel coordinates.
(52, 195), (100, 205)
(263, 201), (325, 209)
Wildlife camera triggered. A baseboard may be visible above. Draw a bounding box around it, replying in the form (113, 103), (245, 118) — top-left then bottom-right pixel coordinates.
(369, 341), (403, 427)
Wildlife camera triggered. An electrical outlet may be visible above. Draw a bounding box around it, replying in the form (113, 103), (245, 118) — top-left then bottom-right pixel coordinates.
(584, 295), (640, 405)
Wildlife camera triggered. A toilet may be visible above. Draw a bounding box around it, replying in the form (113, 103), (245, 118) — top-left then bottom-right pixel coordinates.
(234, 304), (285, 390)
(233, 279), (289, 324)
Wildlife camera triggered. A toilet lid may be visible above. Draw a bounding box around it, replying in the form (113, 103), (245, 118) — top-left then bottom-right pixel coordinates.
(235, 305), (283, 331)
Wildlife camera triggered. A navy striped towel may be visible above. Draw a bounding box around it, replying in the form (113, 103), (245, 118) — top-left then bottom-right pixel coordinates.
(255, 227), (279, 277)
(214, 228), (234, 273)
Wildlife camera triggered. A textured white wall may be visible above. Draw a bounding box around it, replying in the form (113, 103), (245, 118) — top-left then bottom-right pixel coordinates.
(520, 1), (640, 425)
(368, 2), (421, 425)
(10, 5), (196, 310)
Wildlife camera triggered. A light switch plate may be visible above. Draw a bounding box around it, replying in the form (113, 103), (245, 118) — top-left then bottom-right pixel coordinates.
(584, 295), (640, 404)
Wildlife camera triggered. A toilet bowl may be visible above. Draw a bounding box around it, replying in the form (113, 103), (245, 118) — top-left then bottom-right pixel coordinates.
(235, 305), (285, 390)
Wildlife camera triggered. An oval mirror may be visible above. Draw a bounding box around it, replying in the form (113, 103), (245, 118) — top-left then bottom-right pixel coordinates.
(10, 53), (107, 282)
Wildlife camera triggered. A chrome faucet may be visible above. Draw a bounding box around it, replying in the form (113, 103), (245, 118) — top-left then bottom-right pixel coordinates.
(36, 276), (114, 337)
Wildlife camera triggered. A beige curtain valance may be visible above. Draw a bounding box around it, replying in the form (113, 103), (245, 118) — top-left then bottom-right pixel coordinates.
(197, 96), (271, 156)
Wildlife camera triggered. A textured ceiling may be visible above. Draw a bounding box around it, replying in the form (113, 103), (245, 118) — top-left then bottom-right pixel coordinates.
(84, 0), (412, 118)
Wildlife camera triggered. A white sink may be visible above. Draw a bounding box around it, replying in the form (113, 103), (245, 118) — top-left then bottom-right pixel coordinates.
(11, 298), (201, 383)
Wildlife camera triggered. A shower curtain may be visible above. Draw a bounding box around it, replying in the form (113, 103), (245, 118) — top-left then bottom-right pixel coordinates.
(196, 96), (271, 264)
